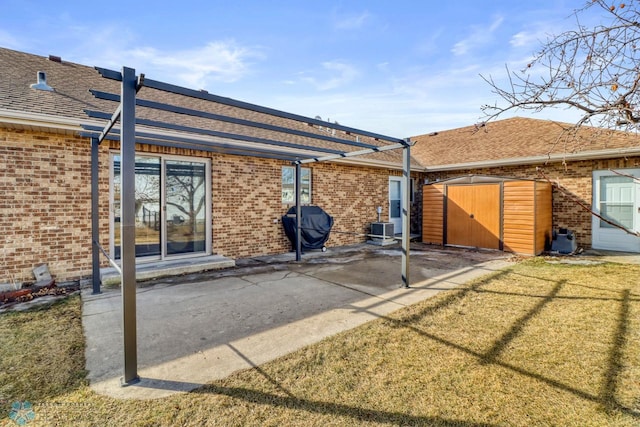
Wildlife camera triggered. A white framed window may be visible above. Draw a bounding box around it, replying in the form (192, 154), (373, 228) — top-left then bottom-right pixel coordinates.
(282, 166), (311, 204)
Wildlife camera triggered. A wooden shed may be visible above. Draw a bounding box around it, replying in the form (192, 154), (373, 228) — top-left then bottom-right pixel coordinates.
(422, 175), (552, 255)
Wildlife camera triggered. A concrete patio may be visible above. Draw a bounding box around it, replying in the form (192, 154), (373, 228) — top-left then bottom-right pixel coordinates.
(82, 243), (514, 400)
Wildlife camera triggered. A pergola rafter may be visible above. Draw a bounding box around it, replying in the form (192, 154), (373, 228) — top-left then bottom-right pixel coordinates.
(85, 66), (413, 386)
(87, 90), (383, 150)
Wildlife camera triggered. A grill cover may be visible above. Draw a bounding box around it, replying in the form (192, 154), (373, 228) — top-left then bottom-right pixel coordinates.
(282, 206), (334, 250)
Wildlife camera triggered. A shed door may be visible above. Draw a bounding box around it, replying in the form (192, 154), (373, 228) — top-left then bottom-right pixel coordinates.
(447, 184), (501, 249)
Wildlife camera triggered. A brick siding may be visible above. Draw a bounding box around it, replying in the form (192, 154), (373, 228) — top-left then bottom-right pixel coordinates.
(0, 128), (104, 284)
(1, 128), (420, 283)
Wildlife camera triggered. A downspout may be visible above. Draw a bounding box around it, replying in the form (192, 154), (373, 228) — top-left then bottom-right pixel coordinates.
(91, 137), (101, 294)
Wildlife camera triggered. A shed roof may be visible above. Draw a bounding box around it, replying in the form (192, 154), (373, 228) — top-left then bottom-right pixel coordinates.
(0, 47), (415, 168)
(425, 174), (543, 186)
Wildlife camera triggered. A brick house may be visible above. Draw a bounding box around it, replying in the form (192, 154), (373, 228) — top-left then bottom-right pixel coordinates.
(3, 47), (640, 286)
(411, 117), (640, 253)
(0, 47), (424, 284)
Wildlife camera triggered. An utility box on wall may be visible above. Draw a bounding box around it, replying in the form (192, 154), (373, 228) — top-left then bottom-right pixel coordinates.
(422, 175), (552, 255)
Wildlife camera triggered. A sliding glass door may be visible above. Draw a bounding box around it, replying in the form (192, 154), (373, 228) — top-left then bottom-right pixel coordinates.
(165, 160), (207, 255)
(111, 154), (210, 260)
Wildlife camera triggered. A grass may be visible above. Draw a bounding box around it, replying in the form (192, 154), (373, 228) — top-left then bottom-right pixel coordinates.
(1, 258), (639, 426)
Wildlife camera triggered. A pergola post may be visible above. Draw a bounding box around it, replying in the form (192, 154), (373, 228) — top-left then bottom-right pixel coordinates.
(401, 139), (411, 288)
(295, 162), (302, 262)
(120, 66), (139, 386)
(91, 137), (101, 295)
(294, 139), (412, 287)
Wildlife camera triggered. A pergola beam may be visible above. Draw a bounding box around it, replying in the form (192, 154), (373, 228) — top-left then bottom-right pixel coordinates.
(84, 110), (350, 157)
(94, 66), (404, 144)
(94, 104), (121, 145)
(135, 98), (381, 149)
(134, 118), (346, 155)
(87, 91), (381, 150)
(295, 140), (409, 165)
(81, 125), (324, 162)
(144, 77), (404, 144)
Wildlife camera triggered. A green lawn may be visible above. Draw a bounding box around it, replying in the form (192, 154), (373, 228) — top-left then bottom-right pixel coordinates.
(1, 258), (639, 426)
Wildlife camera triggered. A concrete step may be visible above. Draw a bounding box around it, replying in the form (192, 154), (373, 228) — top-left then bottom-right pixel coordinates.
(101, 255), (235, 286)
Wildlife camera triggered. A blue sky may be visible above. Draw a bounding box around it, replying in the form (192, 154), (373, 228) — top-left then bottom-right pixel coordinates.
(1, 1), (603, 137)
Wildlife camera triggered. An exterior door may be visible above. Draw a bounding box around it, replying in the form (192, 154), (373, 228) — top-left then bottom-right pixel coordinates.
(111, 154), (211, 260)
(389, 177), (403, 234)
(164, 160), (208, 256)
(592, 169), (640, 252)
(446, 184), (501, 249)
(112, 155), (162, 259)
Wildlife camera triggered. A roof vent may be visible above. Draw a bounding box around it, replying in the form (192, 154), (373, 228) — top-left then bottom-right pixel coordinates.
(48, 55), (62, 63)
(30, 71), (54, 92)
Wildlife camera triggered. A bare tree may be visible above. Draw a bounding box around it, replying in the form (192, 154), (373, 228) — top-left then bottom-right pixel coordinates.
(482, 1), (640, 133)
(482, 2), (640, 238)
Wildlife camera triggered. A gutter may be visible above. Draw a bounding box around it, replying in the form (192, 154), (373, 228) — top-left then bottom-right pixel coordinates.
(0, 108), (419, 170)
(424, 148), (640, 172)
(0, 108), (103, 133)
(333, 156), (424, 172)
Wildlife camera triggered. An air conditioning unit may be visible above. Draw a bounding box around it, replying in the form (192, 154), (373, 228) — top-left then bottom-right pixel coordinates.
(368, 222), (396, 246)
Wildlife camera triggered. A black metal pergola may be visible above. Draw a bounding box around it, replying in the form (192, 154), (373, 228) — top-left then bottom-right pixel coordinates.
(81, 66), (413, 385)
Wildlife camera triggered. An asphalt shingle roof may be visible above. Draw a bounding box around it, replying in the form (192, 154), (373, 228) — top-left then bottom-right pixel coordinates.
(0, 47), (408, 165)
(6, 47), (637, 170)
(411, 116), (640, 167)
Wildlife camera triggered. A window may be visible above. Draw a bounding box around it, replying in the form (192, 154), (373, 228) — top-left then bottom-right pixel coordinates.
(599, 175), (634, 229)
(110, 153), (211, 260)
(282, 166), (311, 204)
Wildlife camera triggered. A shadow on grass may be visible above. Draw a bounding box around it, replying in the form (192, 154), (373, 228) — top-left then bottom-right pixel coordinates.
(397, 270), (512, 323)
(192, 383), (497, 427)
(480, 280), (565, 364)
(381, 273), (640, 419)
(466, 268), (638, 413)
(601, 289), (631, 413)
(133, 267), (638, 423)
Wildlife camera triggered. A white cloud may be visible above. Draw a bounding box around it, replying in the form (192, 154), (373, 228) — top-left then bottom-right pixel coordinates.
(509, 24), (555, 49)
(268, 60), (500, 137)
(510, 31), (537, 48)
(133, 42), (260, 86)
(63, 26), (263, 89)
(334, 11), (371, 30)
(377, 62), (390, 72)
(452, 15), (504, 56)
(301, 61), (360, 91)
